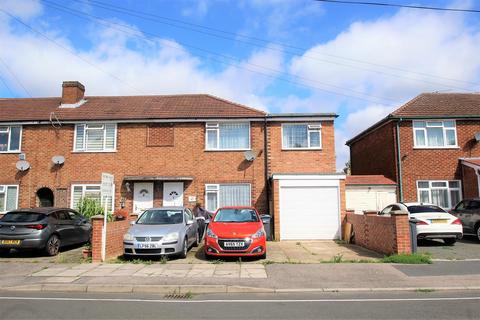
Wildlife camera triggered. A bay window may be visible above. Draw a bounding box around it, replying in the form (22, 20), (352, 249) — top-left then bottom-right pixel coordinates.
(417, 180), (461, 209)
(74, 123), (117, 152)
(205, 184), (251, 212)
(0, 185), (18, 212)
(282, 123), (322, 149)
(71, 184), (114, 212)
(413, 120), (457, 148)
(0, 126), (21, 152)
(205, 122), (250, 150)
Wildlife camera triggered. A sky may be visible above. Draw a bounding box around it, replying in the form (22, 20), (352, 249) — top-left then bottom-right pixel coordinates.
(1, 0), (480, 170)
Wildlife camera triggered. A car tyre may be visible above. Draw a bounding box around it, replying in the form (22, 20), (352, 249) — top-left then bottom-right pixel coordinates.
(443, 238), (456, 246)
(45, 234), (60, 256)
(476, 225), (480, 242)
(178, 238), (188, 259)
(193, 231), (200, 247)
(0, 248), (10, 256)
(204, 252), (213, 260)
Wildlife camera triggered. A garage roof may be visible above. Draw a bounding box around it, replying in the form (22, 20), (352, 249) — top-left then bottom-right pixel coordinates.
(346, 175), (397, 186)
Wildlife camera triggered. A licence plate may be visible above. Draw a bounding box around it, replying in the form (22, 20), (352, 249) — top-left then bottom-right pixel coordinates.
(224, 242), (244, 247)
(431, 219), (448, 224)
(0, 240), (21, 245)
(137, 243), (159, 249)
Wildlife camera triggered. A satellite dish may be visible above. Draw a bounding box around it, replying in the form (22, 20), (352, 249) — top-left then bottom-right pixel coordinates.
(244, 150), (256, 161)
(16, 160), (30, 171)
(475, 132), (480, 142)
(52, 155), (65, 165)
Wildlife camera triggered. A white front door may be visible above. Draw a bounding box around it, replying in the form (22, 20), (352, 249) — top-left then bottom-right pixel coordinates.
(163, 182), (184, 206)
(133, 182), (154, 214)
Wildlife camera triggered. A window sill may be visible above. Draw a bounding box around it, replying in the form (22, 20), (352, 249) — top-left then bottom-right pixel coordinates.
(0, 151), (21, 154)
(281, 148), (323, 151)
(72, 150), (117, 153)
(204, 149), (251, 152)
(413, 146), (460, 150)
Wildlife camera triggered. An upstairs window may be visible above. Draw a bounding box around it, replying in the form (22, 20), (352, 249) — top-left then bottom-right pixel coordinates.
(74, 123), (116, 152)
(205, 122), (250, 150)
(413, 120), (457, 148)
(0, 185), (18, 212)
(0, 126), (21, 152)
(282, 123), (322, 149)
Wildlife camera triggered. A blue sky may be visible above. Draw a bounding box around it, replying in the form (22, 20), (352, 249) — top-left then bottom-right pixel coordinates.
(1, 0), (480, 169)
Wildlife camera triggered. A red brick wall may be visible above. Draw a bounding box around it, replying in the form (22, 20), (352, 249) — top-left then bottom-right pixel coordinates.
(91, 216), (132, 262)
(462, 166), (479, 199)
(350, 122), (397, 182)
(268, 121), (336, 174)
(346, 212), (411, 255)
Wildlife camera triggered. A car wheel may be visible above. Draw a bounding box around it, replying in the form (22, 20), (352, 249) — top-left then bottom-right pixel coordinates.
(0, 248), (10, 256)
(204, 251), (213, 260)
(476, 225), (480, 242)
(178, 238), (188, 259)
(193, 232), (200, 247)
(443, 238), (456, 246)
(45, 234), (60, 256)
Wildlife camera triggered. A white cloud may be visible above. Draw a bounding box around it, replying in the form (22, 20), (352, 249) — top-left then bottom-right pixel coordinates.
(181, 0), (209, 18)
(0, 0), (42, 20)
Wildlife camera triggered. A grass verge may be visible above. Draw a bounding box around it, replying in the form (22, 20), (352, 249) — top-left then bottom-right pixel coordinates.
(381, 253), (432, 264)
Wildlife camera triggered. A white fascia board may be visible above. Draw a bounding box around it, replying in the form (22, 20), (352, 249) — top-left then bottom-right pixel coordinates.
(272, 174), (346, 180)
(267, 117), (336, 122)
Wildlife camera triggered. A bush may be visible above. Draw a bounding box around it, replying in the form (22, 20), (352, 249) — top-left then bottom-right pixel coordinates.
(381, 253), (432, 264)
(76, 197), (113, 221)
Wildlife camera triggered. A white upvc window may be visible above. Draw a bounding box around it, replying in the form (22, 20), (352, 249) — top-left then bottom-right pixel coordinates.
(71, 184), (114, 212)
(282, 123), (322, 149)
(205, 183), (251, 212)
(0, 126), (22, 153)
(417, 180), (462, 209)
(74, 123), (117, 152)
(205, 122), (250, 150)
(0, 185), (19, 213)
(413, 120), (457, 148)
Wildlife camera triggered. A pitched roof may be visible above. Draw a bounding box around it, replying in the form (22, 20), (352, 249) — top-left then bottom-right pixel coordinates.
(462, 158), (480, 168)
(346, 92), (480, 145)
(345, 175), (397, 186)
(0, 94), (266, 122)
(392, 93), (480, 117)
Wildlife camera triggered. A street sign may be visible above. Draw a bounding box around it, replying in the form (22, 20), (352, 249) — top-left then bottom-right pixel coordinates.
(100, 173), (114, 262)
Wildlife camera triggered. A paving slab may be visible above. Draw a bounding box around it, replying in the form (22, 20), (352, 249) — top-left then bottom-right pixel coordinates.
(42, 276), (79, 283)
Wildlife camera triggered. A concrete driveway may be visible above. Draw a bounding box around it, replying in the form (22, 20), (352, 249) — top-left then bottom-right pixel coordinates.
(0, 245), (85, 264)
(417, 235), (480, 260)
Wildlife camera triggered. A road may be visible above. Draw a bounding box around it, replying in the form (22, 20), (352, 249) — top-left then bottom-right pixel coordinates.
(0, 290), (479, 319)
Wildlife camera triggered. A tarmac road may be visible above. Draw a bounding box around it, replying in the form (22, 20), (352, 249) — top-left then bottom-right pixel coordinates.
(0, 290), (478, 320)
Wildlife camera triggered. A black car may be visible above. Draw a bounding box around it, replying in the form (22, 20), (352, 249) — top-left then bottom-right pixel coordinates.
(0, 207), (91, 256)
(451, 199), (480, 241)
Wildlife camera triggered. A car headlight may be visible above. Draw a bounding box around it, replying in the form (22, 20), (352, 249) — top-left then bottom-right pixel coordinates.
(123, 233), (134, 242)
(163, 232), (179, 243)
(206, 228), (217, 239)
(252, 228), (265, 239)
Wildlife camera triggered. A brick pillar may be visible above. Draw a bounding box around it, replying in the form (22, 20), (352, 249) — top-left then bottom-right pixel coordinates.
(91, 215), (105, 263)
(391, 210), (411, 254)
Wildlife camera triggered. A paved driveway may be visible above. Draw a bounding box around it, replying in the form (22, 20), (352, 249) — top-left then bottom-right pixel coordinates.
(0, 245), (85, 264)
(417, 235), (480, 260)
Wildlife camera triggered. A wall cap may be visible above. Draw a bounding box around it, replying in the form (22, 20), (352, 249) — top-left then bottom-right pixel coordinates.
(91, 215), (105, 220)
(391, 210), (408, 216)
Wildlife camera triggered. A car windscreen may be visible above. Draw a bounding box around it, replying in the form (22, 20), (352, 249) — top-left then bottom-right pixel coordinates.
(136, 210), (184, 225)
(214, 208), (259, 223)
(1, 212), (47, 223)
(407, 205), (446, 214)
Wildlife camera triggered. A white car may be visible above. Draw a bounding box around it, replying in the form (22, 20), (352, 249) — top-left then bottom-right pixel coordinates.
(379, 202), (463, 245)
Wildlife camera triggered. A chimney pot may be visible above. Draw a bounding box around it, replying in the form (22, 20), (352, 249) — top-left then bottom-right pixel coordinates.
(61, 81), (85, 105)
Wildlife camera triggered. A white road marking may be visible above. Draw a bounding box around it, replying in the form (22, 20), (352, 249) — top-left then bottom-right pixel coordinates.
(0, 296), (480, 303)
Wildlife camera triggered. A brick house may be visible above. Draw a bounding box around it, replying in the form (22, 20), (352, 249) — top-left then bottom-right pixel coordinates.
(346, 93), (480, 210)
(0, 81), (345, 240)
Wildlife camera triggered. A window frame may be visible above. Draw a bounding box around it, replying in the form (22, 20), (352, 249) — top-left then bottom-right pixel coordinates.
(0, 125), (22, 153)
(204, 183), (252, 212)
(0, 184), (19, 213)
(70, 184), (115, 212)
(412, 120), (458, 149)
(281, 123), (322, 150)
(416, 180), (462, 209)
(204, 122), (251, 151)
(73, 123), (117, 153)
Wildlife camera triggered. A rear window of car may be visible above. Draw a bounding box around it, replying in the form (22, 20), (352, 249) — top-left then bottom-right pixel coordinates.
(407, 205), (446, 214)
(1, 213), (47, 223)
(214, 208), (259, 223)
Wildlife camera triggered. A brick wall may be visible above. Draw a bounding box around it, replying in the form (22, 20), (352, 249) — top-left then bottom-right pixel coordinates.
(349, 122), (397, 182)
(267, 121), (336, 174)
(462, 165), (479, 199)
(346, 211), (411, 255)
(91, 215), (133, 262)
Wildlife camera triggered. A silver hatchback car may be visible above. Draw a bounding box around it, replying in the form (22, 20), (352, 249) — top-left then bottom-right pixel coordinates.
(123, 207), (199, 258)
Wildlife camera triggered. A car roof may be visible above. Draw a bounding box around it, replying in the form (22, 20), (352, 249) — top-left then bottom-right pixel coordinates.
(218, 206), (256, 209)
(402, 202), (438, 207)
(6, 207), (77, 215)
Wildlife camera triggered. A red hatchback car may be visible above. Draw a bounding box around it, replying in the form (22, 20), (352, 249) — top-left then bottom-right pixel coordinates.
(204, 206), (266, 259)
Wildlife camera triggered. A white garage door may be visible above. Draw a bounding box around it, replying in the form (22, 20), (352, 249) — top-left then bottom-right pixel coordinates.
(279, 186), (340, 240)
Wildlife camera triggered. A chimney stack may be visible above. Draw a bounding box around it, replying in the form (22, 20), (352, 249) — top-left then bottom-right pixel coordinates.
(61, 81), (85, 105)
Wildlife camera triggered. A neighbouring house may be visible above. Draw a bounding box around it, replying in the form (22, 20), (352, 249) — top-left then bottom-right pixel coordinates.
(346, 93), (480, 210)
(0, 81), (345, 240)
(345, 175), (397, 214)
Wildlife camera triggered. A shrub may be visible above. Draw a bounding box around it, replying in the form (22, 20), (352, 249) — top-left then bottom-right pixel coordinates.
(381, 253), (432, 264)
(76, 197), (113, 221)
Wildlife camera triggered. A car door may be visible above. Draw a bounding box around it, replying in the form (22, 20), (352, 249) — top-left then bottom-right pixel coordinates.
(68, 210), (91, 243)
(464, 201), (480, 234)
(184, 209), (196, 245)
(55, 210), (77, 246)
(452, 200), (469, 232)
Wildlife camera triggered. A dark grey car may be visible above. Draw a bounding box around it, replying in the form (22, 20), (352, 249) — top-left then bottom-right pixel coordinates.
(451, 199), (480, 241)
(0, 207), (92, 256)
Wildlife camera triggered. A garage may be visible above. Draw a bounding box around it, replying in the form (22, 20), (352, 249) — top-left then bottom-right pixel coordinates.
(272, 174), (345, 240)
(345, 175), (397, 214)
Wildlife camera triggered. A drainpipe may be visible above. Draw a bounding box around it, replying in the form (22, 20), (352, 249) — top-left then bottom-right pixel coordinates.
(263, 116), (270, 216)
(396, 119), (404, 202)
